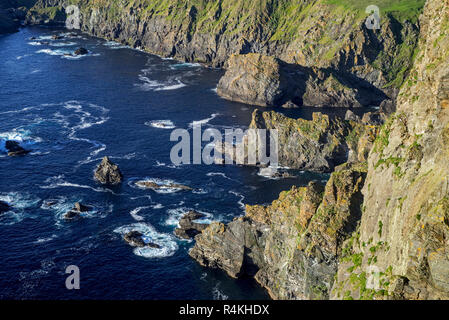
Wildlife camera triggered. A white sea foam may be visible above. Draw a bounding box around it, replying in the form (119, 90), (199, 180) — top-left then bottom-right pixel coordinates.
(229, 190), (246, 210)
(0, 192), (40, 225)
(37, 48), (100, 60)
(145, 120), (175, 129)
(165, 207), (214, 228)
(49, 42), (77, 47)
(130, 206), (151, 221)
(169, 62), (201, 70)
(41, 175), (118, 195)
(135, 75), (187, 91)
(130, 177), (190, 194)
(212, 283), (229, 300)
(0, 129), (42, 153)
(103, 41), (130, 49)
(114, 223), (178, 258)
(189, 113), (221, 128)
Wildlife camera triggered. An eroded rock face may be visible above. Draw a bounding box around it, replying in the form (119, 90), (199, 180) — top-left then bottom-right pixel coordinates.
(217, 53), (386, 108)
(191, 163), (368, 299)
(94, 156), (123, 185)
(331, 0), (449, 300)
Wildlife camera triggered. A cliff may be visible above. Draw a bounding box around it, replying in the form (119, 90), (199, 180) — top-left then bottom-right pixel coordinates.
(193, 0), (449, 300)
(331, 0), (449, 300)
(25, 0), (424, 96)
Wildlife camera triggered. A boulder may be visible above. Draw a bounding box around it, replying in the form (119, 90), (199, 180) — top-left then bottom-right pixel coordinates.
(64, 202), (91, 220)
(5, 140), (29, 156)
(51, 34), (63, 40)
(94, 156), (123, 185)
(74, 47), (88, 55)
(123, 231), (161, 248)
(345, 110), (360, 122)
(0, 200), (11, 214)
(174, 211), (209, 240)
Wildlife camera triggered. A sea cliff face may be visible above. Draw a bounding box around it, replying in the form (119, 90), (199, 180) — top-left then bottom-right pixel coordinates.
(193, 0), (449, 300)
(25, 0), (423, 98)
(332, 0), (449, 300)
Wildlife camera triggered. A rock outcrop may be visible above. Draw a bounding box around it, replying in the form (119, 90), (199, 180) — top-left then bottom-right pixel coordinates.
(94, 156), (123, 185)
(217, 53), (387, 108)
(123, 231), (161, 248)
(64, 202), (90, 220)
(174, 211), (209, 240)
(191, 161), (368, 299)
(331, 0), (449, 300)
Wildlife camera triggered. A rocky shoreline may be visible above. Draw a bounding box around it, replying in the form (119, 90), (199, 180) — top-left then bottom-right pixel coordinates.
(3, 0), (449, 301)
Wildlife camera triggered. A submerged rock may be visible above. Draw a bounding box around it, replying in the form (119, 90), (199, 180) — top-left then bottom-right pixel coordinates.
(51, 34), (63, 40)
(174, 211), (209, 240)
(0, 200), (11, 215)
(74, 47), (88, 55)
(123, 231), (161, 248)
(94, 156), (123, 185)
(135, 180), (192, 191)
(5, 140), (30, 156)
(64, 202), (91, 220)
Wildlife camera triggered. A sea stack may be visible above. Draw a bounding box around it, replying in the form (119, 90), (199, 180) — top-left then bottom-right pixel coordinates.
(94, 156), (123, 185)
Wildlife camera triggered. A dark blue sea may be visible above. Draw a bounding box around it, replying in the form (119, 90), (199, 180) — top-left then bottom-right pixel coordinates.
(0, 27), (360, 300)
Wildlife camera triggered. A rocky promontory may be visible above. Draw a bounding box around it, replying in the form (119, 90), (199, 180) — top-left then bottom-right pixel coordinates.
(217, 53), (387, 108)
(191, 161), (368, 299)
(174, 211), (209, 240)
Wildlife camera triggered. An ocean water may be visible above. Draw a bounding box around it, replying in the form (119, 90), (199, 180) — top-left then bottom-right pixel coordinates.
(0, 27), (359, 300)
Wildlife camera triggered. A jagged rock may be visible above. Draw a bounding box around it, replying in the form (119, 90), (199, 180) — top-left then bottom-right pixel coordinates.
(217, 53), (386, 108)
(379, 99), (396, 115)
(74, 47), (88, 55)
(123, 231), (161, 248)
(94, 156), (123, 185)
(191, 161), (368, 299)
(0, 200), (11, 214)
(249, 110), (353, 172)
(5, 140), (29, 156)
(135, 180), (192, 191)
(64, 202), (91, 220)
(174, 211), (208, 240)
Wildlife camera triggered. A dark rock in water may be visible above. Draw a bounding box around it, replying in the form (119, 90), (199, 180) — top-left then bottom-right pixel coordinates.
(51, 34), (63, 40)
(94, 156), (123, 185)
(123, 231), (161, 248)
(29, 36), (36, 40)
(5, 140), (30, 156)
(174, 211), (209, 240)
(135, 180), (192, 191)
(74, 47), (88, 55)
(43, 200), (58, 207)
(64, 202), (91, 220)
(0, 200), (11, 215)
